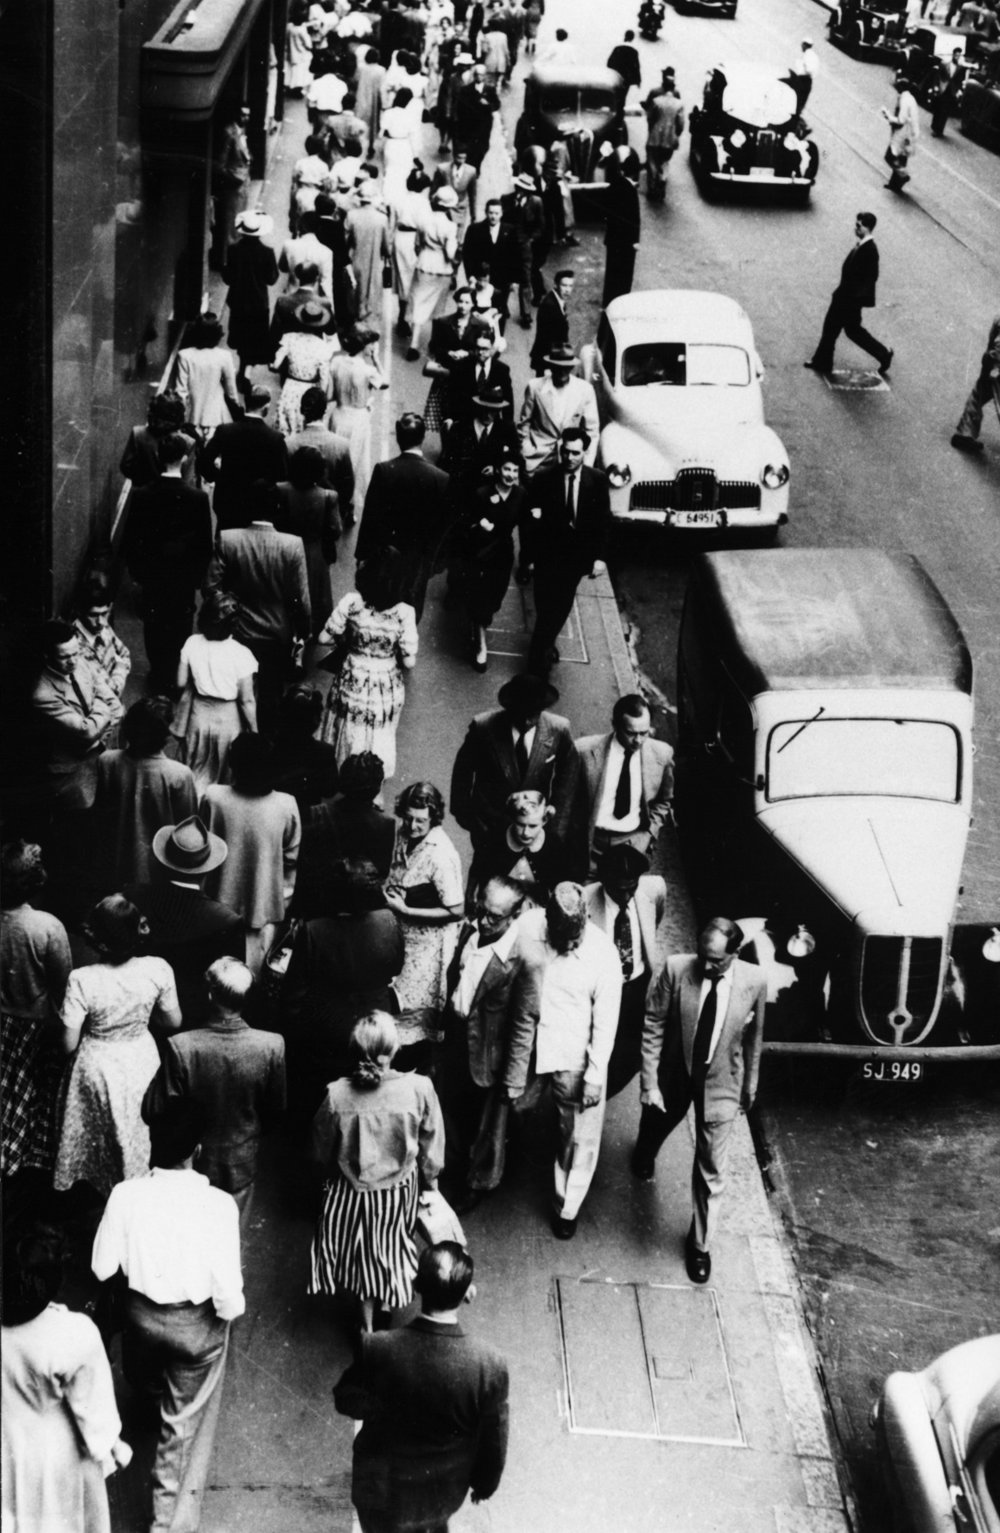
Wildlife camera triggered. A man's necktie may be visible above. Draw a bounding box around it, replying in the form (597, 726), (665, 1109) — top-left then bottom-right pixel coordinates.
(613, 903), (634, 980)
(692, 978), (720, 1082)
(514, 731), (529, 778)
(613, 752), (632, 820)
(69, 672), (90, 715)
(477, 365), (486, 388)
(565, 472), (576, 524)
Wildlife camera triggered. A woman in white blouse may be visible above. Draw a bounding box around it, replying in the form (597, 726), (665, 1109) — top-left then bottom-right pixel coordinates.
(173, 592), (258, 793)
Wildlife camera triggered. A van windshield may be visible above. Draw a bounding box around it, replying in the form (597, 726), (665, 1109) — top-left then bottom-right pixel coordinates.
(767, 718), (961, 802)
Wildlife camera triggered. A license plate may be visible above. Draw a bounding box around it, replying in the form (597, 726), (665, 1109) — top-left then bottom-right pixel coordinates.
(749, 166), (775, 178)
(861, 1061), (924, 1083)
(672, 510), (721, 528)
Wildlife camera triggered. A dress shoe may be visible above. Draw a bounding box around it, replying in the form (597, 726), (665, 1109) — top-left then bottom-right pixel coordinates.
(551, 1213), (577, 1240)
(630, 1153), (655, 1181)
(564, 233), (581, 246)
(878, 349), (894, 377)
(472, 654), (488, 674)
(518, 314), (532, 330)
(405, 347), (421, 362)
(951, 433), (984, 453)
(803, 359), (824, 371)
(684, 1231), (711, 1284)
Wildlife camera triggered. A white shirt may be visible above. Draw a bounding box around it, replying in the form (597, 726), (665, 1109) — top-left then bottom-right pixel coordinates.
(308, 73), (349, 114)
(178, 633), (257, 701)
(595, 738), (642, 834)
(601, 891), (642, 982)
(697, 967), (735, 1066)
(453, 923), (518, 1017)
(92, 1169), (245, 1321)
(517, 908), (622, 1085)
(794, 46), (819, 77)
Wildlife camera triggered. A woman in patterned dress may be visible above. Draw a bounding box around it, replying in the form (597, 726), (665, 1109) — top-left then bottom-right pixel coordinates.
(53, 897), (181, 1199)
(384, 781), (464, 1071)
(308, 1012), (444, 1333)
(274, 299), (339, 437)
(317, 551), (418, 779)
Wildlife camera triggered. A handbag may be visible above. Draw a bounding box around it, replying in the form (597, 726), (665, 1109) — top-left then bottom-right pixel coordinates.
(403, 881), (439, 909)
(382, 254), (394, 289)
(317, 635), (349, 673)
(260, 917), (302, 1009)
(416, 1189), (468, 1249)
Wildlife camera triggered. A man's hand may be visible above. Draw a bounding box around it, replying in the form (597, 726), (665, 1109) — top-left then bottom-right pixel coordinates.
(504, 1085), (523, 1105)
(641, 1086), (666, 1112)
(740, 1092), (755, 1115)
(589, 560), (607, 578)
(581, 1083), (603, 1109)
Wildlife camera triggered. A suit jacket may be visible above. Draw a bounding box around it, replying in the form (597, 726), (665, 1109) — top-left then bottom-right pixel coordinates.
(123, 477), (213, 593)
(518, 375), (599, 474)
(450, 707), (580, 847)
(205, 521), (311, 648)
(199, 418), (289, 530)
(604, 175), (641, 251)
(443, 417), (521, 487)
(334, 1317), (509, 1524)
(285, 422), (355, 511)
(124, 879), (245, 1024)
(296, 799), (396, 914)
(519, 463), (611, 574)
(641, 954), (767, 1123)
(446, 923), (540, 1086)
(31, 661), (121, 809)
(448, 355), (514, 420)
(356, 452), (452, 602)
(529, 291), (570, 371)
(583, 874), (667, 976)
(834, 238), (879, 309)
(574, 732), (675, 847)
(462, 219), (519, 288)
(607, 42), (642, 89)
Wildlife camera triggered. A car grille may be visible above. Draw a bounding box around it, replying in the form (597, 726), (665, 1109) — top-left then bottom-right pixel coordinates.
(859, 935), (945, 1046)
(755, 130), (776, 167)
(629, 473), (761, 513)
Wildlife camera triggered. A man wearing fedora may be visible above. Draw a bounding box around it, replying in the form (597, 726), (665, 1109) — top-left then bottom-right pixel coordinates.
(223, 210), (279, 393)
(199, 384), (288, 533)
(517, 347), (599, 476)
(518, 426), (611, 675)
(503, 173), (546, 327)
(447, 327), (513, 426)
(125, 816), (244, 1024)
(583, 844), (667, 1097)
(450, 672), (580, 856)
(442, 385), (520, 488)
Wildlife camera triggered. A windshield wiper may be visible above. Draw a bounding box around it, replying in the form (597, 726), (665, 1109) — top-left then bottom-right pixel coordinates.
(776, 705), (825, 753)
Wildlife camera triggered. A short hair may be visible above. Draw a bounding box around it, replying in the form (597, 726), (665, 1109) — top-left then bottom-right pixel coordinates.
(279, 681), (324, 735)
(394, 780), (446, 827)
(158, 432), (190, 468)
(2, 1225), (65, 1326)
(298, 210), (319, 236)
(314, 192), (335, 217)
(624, 28), (636, 39)
(229, 733), (276, 796)
(148, 1100), (207, 1169)
(198, 589), (238, 641)
(453, 285), (473, 302)
(560, 425), (591, 451)
(206, 956), (254, 1010)
(545, 882), (587, 954)
(247, 478), (281, 522)
(85, 895), (147, 965)
(248, 384), (273, 413)
(294, 259), (320, 287)
(555, 28), (568, 40)
(288, 444), (326, 490)
(416, 1242), (474, 1309)
(365, 46), (379, 63)
(1, 840), (48, 908)
(394, 85), (414, 109)
(148, 391), (185, 432)
(301, 385), (328, 423)
(554, 268), (575, 284)
(122, 696), (173, 756)
(77, 567), (112, 612)
(304, 133), (327, 156)
(856, 211), (877, 232)
(338, 750), (385, 798)
(396, 412), (426, 449)
(702, 916), (744, 954)
(479, 874), (525, 915)
(611, 692), (650, 727)
(505, 788), (550, 820)
(485, 198), (504, 211)
(356, 547), (406, 611)
(42, 619), (76, 655)
(327, 856), (385, 914)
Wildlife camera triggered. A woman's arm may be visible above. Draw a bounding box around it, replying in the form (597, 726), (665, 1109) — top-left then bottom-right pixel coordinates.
(236, 674), (258, 731)
(59, 971), (87, 1055)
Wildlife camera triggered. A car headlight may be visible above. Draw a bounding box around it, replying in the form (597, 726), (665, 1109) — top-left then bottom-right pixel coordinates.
(983, 927), (1000, 963)
(787, 924), (816, 959)
(761, 463), (790, 490)
(606, 463), (632, 489)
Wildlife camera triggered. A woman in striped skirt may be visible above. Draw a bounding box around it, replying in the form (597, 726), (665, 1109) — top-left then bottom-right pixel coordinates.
(309, 1012), (445, 1332)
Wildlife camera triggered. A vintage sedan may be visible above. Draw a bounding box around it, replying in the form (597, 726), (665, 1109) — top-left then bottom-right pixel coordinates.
(688, 63), (819, 201)
(673, 0), (738, 20)
(828, 0), (909, 59)
(901, 25), (978, 107)
(872, 1335), (1000, 1532)
(580, 290), (790, 538)
(514, 65), (628, 202)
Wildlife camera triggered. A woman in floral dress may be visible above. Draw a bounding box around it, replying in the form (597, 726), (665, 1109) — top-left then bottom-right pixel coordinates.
(318, 551), (417, 779)
(53, 897), (182, 1198)
(384, 781), (464, 1071)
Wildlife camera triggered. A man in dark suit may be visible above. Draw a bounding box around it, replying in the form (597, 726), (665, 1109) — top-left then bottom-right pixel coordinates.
(442, 386), (520, 488)
(286, 386), (356, 521)
(462, 200), (519, 325)
(529, 268), (574, 374)
(632, 917), (767, 1283)
(583, 844), (667, 1096)
(123, 432), (214, 693)
(930, 47), (965, 136)
(607, 29), (642, 106)
(447, 329), (514, 424)
(205, 515), (311, 730)
(451, 671), (580, 855)
(335, 1242), (508, 1533)
(453, 69), (501, 169)
(503, 173), (547, 325)
(198, 384), (289, 531)
(805, 211), (893, 376)
(518, 427), (612, 675)
(125, 816), (244, 1024)
(444, 875), (539, 1207)
(295, 752), (396, 916)
(602, 149), (641, 308)
(355, 413), (451, 621)
(574, 693), (675, 873)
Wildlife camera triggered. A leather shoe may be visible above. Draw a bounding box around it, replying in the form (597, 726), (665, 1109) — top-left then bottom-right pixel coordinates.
(684, 1232), (711, 1284)
(951, 433), (983, 454)
(878, 349), (894, 377)
(405, 348), (421, 362)
(551, 1213), (577, 1240)
(803, 359), (824, 371)
(630, 1153), (655, 1181)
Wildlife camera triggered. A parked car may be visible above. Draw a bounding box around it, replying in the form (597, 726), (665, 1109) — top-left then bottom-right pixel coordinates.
(901, 25), (978, 107)
(672, 0), (738, 20)
(688, 63), (819, 202)
(514, 65), (628, 208)
(828, 0), (909, 59)
(675, 548), (1000, 1060)
(579, 290), (790, 539)
(871, 1335), (1000, 1532)
(961, 49), (1000, 149)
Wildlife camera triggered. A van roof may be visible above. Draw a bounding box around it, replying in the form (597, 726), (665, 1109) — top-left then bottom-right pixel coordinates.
(693, 549), (972, 694)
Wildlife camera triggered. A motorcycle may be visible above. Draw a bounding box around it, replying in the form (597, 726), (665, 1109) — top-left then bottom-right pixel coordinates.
(638, 0), (666, 41)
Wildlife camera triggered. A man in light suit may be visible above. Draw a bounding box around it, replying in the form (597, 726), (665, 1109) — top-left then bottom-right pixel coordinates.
(205, 515), (311, 731)
(334, 1243), (509, 1533)
(518, 347), (599, 476)
(31, 621), (123, 816)
(450, 672), (580, 857)
(444, 875), (538, 1207)
(583, 844), (666, 1097)
(575, 693), (674, 874)
(355, 413), (451, 621)
(804, 211), (893, 377)
(633, 917), (767, 1283)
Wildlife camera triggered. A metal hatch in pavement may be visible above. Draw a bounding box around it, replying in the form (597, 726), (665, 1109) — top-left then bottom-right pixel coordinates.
(555, 1279), (746, 1446)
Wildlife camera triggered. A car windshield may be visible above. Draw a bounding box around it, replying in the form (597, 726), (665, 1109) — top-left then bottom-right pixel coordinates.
(767, 718), (961, 802)
(620, 342), (751, 387)
(540, 87), (614, 115)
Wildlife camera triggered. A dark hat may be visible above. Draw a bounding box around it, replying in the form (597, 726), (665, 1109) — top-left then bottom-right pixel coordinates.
(295, 297), (334, 329)
(544, 344), (578, 370)
(497, 672), (559, 713)
(152, 815), (228, 875)
(473, 383), (509, 410)
(599, 843), (650, 881)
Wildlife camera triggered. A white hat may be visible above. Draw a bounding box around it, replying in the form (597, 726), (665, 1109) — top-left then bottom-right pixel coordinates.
(234, 209), (274, 237)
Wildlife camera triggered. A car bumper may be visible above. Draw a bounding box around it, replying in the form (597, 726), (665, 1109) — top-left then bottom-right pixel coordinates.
(609, 504), (788, 531)
(704, 170), (816, 186)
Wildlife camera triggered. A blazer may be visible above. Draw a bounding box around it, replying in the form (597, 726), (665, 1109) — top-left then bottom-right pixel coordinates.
(583, 873), (667, 976)
(574, 732), (675, 845)
(519, 463), (611, 574)
(334, 1317), (509, 1525)
(123, 477), (213, 594)
(462, 219), (520, 288)
(31, 662), (121, 808)
(835, 239), (879, 309)
(529, 291), (570, 371)
(205, 521), (311, 648)
(123, 879), (245, 1024)
(640, 954), (767, 1123)
(199, 419), (289, 530)
(450, 707), (580, 846)
(448, 355), (514, 420)
(443, 417), (521, 486)
(356, 451), (452, 564)
(285, 422), (356, 512)
(604, 175), (641, 251)
(446, 923), (540, 1086)
(518, 375), (600, 475)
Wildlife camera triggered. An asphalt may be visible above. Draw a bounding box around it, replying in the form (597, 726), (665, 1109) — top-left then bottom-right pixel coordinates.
(103, 14), (858, 1530)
